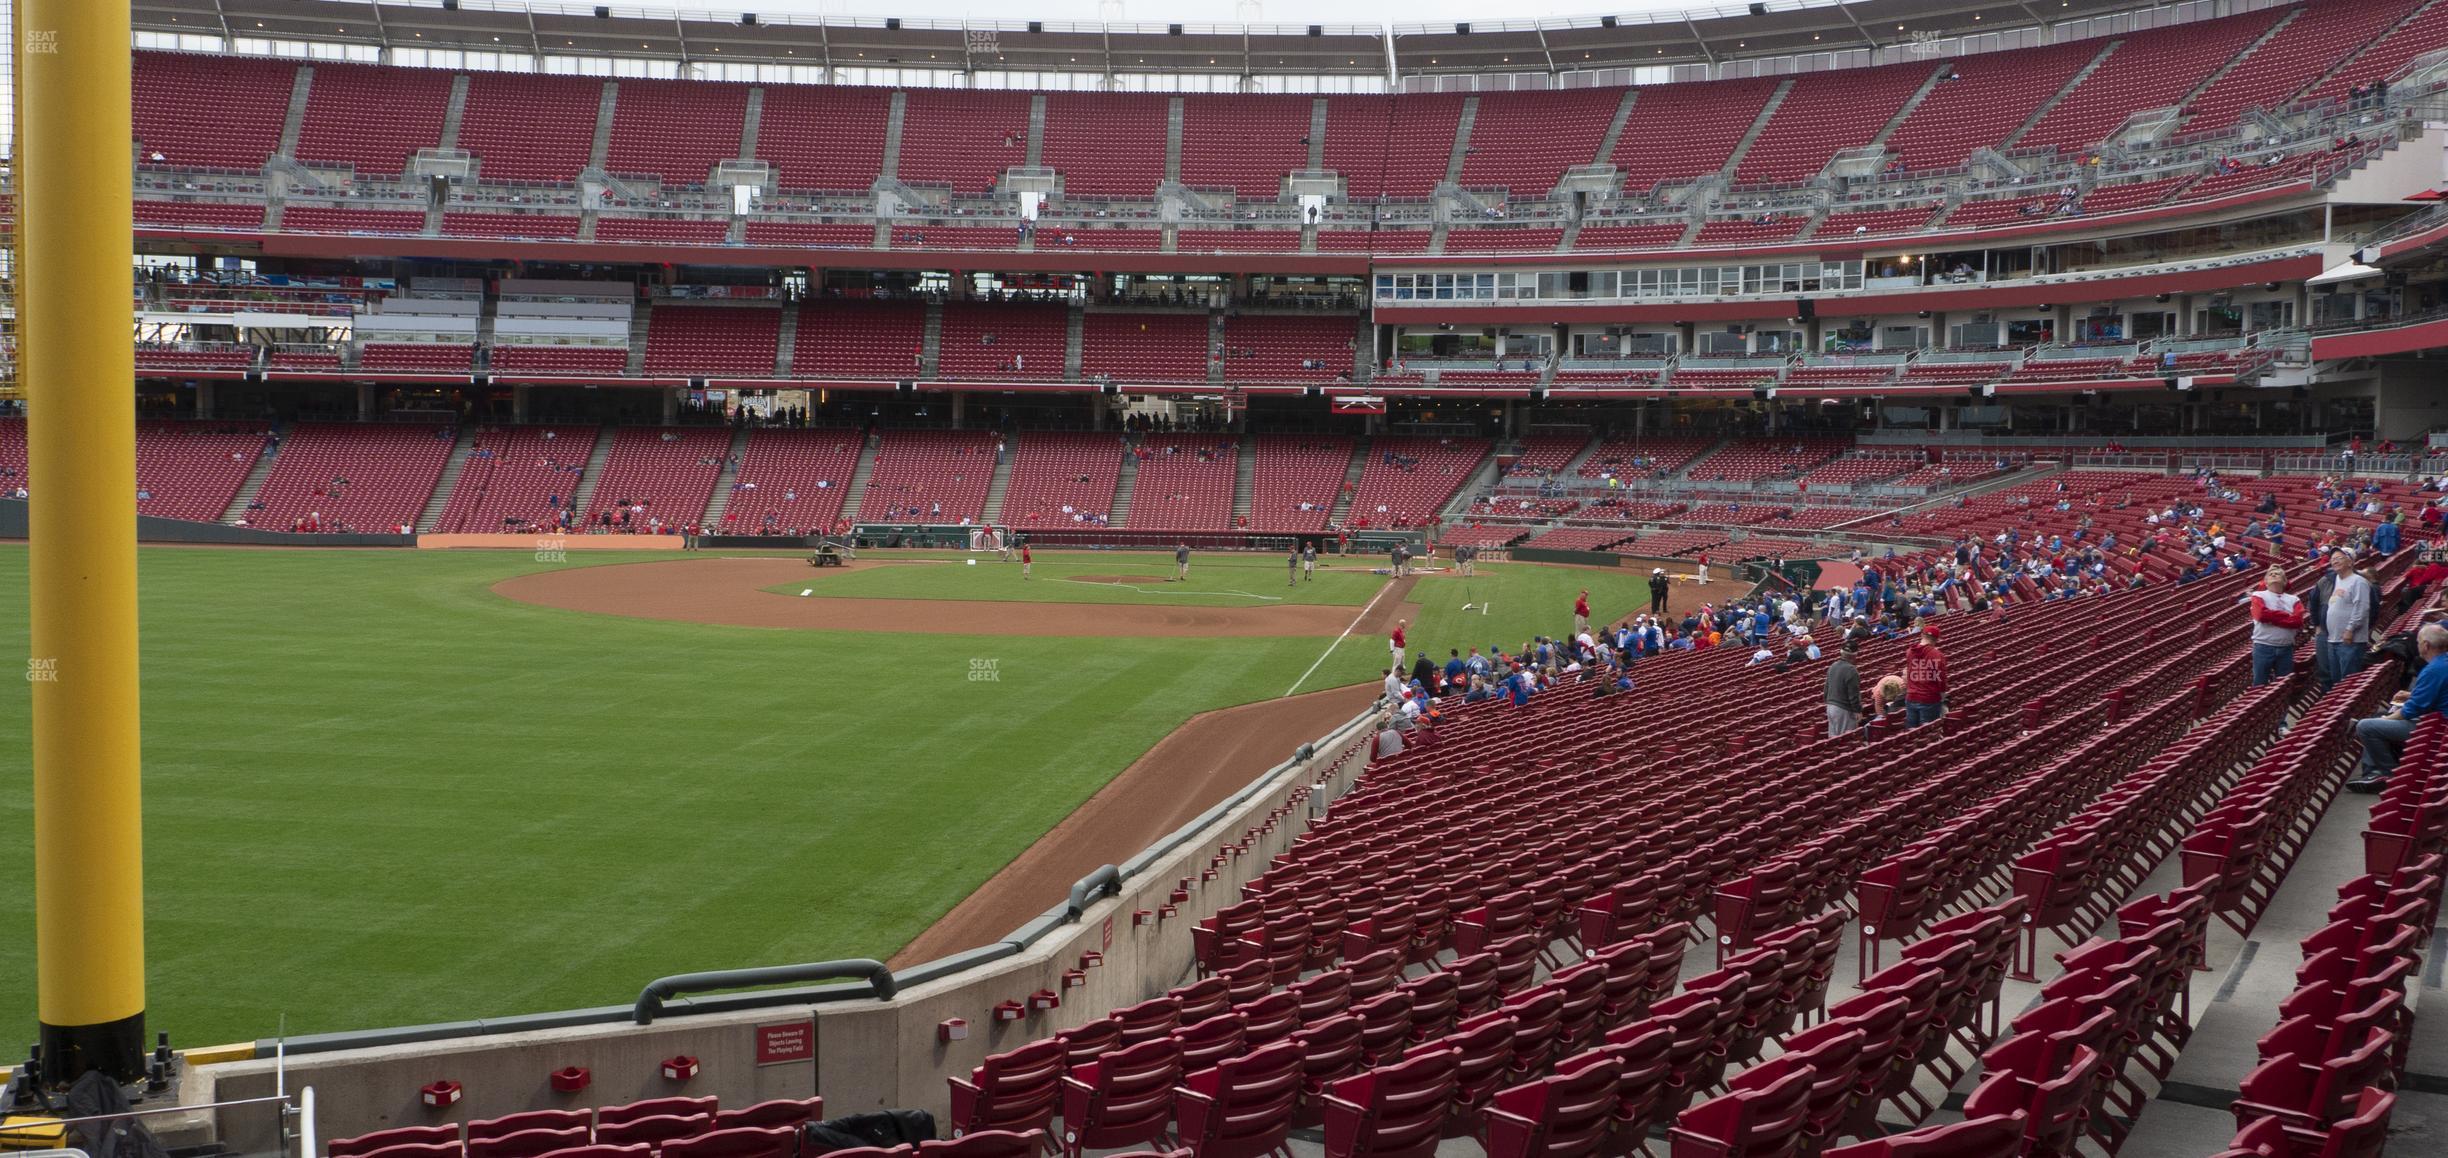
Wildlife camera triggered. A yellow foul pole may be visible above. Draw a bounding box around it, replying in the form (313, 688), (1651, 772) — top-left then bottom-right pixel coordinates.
(22, 0), (147, 1083)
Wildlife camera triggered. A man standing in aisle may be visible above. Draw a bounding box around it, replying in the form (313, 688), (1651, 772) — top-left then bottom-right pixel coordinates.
(1825, 639), (1863, 737)
(1390, 617), (1409, 667)
(1574, 589), (1592, 637)
(1902, 624), (1947, 728)
(1649, 568), (1671, 616)
(2316, 547), (2373, 693)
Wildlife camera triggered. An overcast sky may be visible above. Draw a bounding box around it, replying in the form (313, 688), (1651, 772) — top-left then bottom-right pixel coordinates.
(656, 0), (1711, 29)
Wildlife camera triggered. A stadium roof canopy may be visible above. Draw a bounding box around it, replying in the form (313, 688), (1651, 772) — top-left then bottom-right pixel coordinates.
(136, 0), (2220, 78)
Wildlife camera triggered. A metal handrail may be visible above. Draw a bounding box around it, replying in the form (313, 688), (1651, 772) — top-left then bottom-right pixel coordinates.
(21, 1094), (293, 1125)
(633, 960), (896, 1025)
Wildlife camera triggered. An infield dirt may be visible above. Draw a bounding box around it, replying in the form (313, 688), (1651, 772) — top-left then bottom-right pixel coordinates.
(494, 555), (1415, 637)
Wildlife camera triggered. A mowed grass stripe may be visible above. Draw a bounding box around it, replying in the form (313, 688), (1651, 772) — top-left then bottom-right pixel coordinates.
(1397, 562), (1673, 668)
(0, 546), (1383, 1043)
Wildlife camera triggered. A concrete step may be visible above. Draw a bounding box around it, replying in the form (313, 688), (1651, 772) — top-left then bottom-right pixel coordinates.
(701, 424), (753, 529)
(1442, 97), (1479, 186)
(1326, 437), (1369, 525)
(568, 424), (618, 513)
(278, 67), (314, 160)
(414, 424), (479, 533)
(1717, 79), (1794, 182)
(775, 303), (801, 377)
(588, 81), (619, 171)
(1867, 63), (1949, 155)
(1025, 95), (1047, 168)
(221, 425), (286, 525)
(1165, 96), (1184, 185)
(880, 92), (907, 181)
(921, 300), (945, 379)
(625, 301), (653, 376)
(981, 431), (1016, 524)
(438, 74), (470, 151)
(1110, 441), (1141, 526)
(2002, 40), (2120, 152)
(1232, 433), (1256, 520)
(838, 433), (881, 523)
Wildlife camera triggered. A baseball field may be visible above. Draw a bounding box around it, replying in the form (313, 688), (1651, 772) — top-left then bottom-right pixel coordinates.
(0, 544), (1741, 1046)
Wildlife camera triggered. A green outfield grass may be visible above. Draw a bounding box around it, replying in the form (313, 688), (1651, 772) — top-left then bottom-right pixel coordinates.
(0, 545), (1390, 1046)
(759, 550), (1387, 608)
(1396, 561), (1669, 666)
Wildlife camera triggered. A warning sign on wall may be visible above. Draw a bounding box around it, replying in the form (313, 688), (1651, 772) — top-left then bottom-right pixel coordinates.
(755, 1020), (813, 1066)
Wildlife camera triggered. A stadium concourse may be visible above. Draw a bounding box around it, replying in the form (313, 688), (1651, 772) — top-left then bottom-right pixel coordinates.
(12, 0), (2448, 1155)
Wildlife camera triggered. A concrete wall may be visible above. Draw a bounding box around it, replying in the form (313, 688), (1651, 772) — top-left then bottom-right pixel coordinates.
(2371, 361), (2447, 441)
(192, 710), (1381, 1152)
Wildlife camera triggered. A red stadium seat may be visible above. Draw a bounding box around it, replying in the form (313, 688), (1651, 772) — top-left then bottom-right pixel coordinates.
(1174, 1040), (1303, 1158)
(468, 1129), (590, 1158)
(947, 1039), (1068, 1139)
(467, 1114), (588, 1144)
(663, 1128), (798, 1158)
(593, 1117), (711, 1148)
(1320, 1048), (1460, 1158)
(915, 1133), (1046, 1158)
(1482, 1057), (1621, 1158)
(712, 1099), (824, 1132)
(330, 1128), (462, 1158)
(1057, 1036), (1185, 1157)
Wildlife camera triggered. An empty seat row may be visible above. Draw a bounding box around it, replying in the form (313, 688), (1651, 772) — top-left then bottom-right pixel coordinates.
(326, 1098), (825, 1158)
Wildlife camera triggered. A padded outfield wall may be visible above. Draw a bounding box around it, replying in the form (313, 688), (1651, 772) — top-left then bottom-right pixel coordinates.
(0, 499), (413, 547)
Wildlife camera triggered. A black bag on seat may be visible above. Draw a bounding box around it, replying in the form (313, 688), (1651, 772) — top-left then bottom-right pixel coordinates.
(802, 1109), (938, 1154)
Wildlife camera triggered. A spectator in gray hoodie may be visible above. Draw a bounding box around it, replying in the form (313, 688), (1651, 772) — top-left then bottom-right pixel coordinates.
(1825, 639), (1864, 737)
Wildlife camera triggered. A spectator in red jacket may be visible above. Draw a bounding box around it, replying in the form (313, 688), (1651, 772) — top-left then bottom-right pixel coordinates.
(2247, 564), (2307, 686)
(1902, 623), (1948, 728)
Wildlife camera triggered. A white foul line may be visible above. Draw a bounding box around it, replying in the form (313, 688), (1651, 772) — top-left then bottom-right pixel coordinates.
(1284, 574), (1402, 698)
